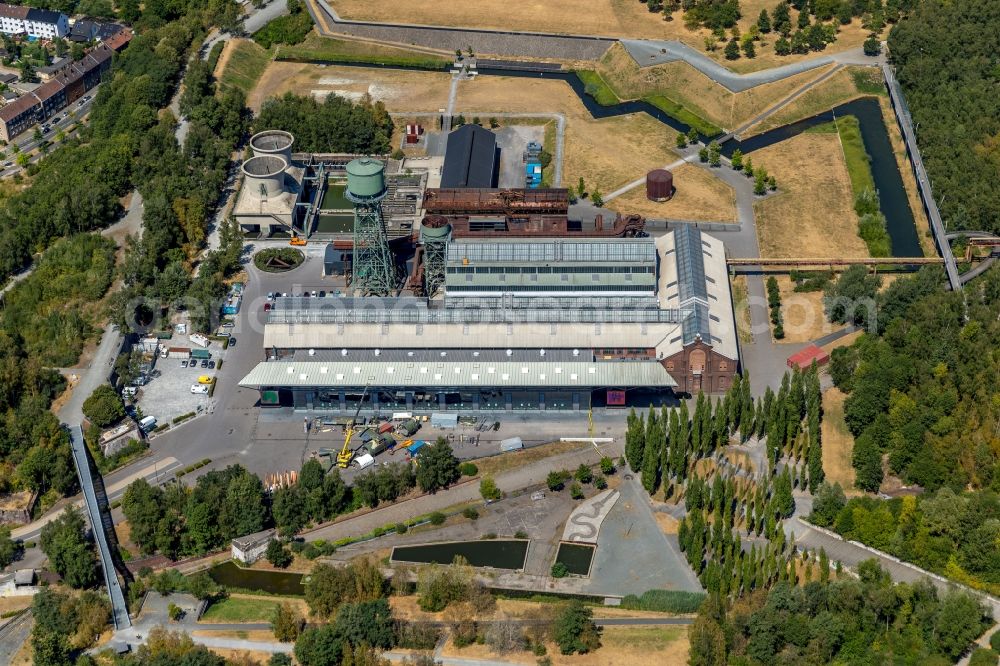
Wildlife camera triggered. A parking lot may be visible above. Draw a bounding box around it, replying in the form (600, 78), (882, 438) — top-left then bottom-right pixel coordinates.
(134, 336), (230, 430)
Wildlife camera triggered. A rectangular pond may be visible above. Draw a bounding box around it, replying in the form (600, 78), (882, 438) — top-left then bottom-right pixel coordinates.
(555, 542), (595, 576)
(391, 539), (529, 570)
(206, 560), (306, 596)
(321, 182), (351, 210)
(315, 214), (354, 234)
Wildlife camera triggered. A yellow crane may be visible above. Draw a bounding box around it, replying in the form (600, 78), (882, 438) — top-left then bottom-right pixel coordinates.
(337, 385), (369, 468)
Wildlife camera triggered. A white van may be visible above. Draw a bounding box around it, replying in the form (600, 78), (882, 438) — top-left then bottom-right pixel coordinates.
(139, 416), (157, 433)
(191, 384), (209, 394)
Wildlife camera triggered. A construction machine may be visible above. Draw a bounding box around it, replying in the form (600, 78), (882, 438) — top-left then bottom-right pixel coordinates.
(289, 232), (307, 246)
(337, 385), (369, 468)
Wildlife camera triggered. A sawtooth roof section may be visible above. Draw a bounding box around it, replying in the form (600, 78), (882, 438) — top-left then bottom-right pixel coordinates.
(239, 360), (677, 389)
(447, 237), (656, 265)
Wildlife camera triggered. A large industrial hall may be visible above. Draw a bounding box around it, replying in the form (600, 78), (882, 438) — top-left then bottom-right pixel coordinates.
(238, 131), (740, 414)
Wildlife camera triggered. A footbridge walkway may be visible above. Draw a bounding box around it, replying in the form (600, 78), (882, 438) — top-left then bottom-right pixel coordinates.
(68, 425), (131, 630)
(882, 64), (962, 291)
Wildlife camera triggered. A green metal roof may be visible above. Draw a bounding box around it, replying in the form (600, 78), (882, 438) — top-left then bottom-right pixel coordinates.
(239, 361), (677, 389)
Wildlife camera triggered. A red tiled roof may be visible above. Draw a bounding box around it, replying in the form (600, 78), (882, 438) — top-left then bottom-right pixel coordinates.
(102, 28), (131, 51)
(786, 344), (830, 370)
(32, 78), (64, 103)
(0, 3), (29, 19)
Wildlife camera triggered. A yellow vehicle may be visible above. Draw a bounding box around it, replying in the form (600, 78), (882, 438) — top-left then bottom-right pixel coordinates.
(289, 233), (307, 246)
(337, 385), (369, 468)
(197, 375), (213, 385)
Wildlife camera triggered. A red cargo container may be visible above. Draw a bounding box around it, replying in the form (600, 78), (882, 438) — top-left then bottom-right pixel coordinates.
(377, 422), (394, 434)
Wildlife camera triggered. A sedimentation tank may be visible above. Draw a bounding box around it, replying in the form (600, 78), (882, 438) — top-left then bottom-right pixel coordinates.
(241, 155), (288, 199)
(249, 129), (294, 163)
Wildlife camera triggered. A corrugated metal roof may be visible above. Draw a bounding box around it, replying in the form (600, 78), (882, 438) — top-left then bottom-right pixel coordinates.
(239, 360), (676, 389)
(448, 238), (656, 265)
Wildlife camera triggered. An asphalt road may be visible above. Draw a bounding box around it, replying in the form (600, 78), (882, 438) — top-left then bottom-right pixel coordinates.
(0, 89), (99, 177)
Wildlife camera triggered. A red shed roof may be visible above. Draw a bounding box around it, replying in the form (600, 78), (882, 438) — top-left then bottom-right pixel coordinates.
(787, 344), (830, 370)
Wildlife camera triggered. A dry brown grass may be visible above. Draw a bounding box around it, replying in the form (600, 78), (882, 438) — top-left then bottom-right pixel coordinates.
(212, 38), (236, 79)
(821, 388), (857, 492)
(440, 625), (688, 665)
(746, 67), (861, 136)
(471, 440), (587, 477)
(752, 133), (868, 259)
(456, 75), (678, 193)
(608, 163), (737, 222)
(190, 629), (277, 641)
(654, 511), (679, 535)
(774, 275), (846, 343)
(0, 597), (32, 616)
(249, 62), (453, 112)
(596, 43), (840, 130)
(329, 0), (873, 73)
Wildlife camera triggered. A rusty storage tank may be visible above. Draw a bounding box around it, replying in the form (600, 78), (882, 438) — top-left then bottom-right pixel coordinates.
(646, 169), (674, 202)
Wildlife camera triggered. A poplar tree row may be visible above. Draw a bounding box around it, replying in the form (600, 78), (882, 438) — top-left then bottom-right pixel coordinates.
(625, 372), (757, 496)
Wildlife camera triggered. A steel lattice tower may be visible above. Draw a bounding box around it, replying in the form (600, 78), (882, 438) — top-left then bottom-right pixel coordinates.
(420, 217), (451, 297)
(346, 158), (395, 296)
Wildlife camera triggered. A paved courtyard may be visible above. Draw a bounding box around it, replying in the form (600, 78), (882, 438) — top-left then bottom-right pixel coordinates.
(581, 478), (703, 596)
(135, 340), (228, 428)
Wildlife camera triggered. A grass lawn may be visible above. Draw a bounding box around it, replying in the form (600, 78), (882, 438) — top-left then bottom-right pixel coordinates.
(200, 595), (305, 623)
(730, 276), (753, 344)
(471, 440), (587, 477)
(774, 275), (845, 343)
(276, 32), (449, 69)
(746, 66), (859, 135)
(643, 94), (723, 137)
(821, 388), (857, 492)
(829, 115), (875, 194)
(751, 133), (868, 259)
(574, 69), (619, 106)
(607, 163), (736, 223)
(218, 39), (272, 95)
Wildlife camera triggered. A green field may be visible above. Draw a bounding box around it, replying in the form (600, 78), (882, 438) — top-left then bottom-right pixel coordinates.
(201, 596), (290, 623)
(276, 33), (449, 69)
(808, 115), (890, 256)
(574, 70), (620, 106)
(219, 40), (272, 94)
(643, 94), (722, 137)
(832, 116), (876, 195)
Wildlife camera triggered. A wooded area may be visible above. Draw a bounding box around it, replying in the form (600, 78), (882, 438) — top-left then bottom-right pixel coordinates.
(254, 92), (394, 155)
(889, 0), (1000, 234)
(827, 265), (999, 492)
(810, 487), (1000, 595)
(689, 564), (991, 664)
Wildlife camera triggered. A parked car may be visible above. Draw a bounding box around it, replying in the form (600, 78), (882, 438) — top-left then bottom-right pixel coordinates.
(181, 360), (188, 368)
(263, 303), (271, 312)
(197, 375), (213, 385)
(221, 321), (234, 328)
(200, 359), (209, 368)
(191, 384), (209, 394)
(228, 337), (237, 347)
(310, 290), (318, 297)
(318, 290), (326, 297)
(208, 360), (216, 369)
(267, 292), (275, 300)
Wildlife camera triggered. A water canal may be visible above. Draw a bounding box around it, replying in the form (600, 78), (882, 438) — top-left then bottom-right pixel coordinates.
(281, 58), (923, 257)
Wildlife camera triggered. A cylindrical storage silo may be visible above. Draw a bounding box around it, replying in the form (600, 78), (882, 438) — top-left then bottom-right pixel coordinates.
(250, 130), (294, 163)
(242, 155), (288, 199)
(345, 158), (386, 202)
(646, 168), (674, 202)
(420, 215), (451, 240)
